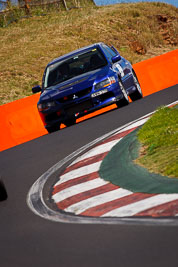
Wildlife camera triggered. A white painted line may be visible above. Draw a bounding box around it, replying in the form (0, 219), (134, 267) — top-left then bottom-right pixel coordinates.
(118, 117), (149, 132)
(70, 118), (149, 167)
(65, 188), (132, 215)
(70, 139), (121, 166)
(55, 161), (102, 186)
(102, 194), (178, 217)
(52, 178), (108, 203)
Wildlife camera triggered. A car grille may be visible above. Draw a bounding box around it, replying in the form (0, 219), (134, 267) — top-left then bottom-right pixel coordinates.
(98, 91), (115, 102)
(65, 100), (93, 116)
(58, 87), (92, 103)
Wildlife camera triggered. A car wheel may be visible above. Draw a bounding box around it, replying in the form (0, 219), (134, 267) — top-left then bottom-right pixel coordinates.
(129, 70), (143, 101)
(65, 117), (76, 127)
(116, 79), (130, 108)
(46, 124), (60, 133)
(0, 180), (7, 201)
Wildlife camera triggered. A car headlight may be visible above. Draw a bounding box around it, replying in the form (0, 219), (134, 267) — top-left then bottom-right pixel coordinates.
(37, 101), (56, 111)
(95, 76), (116, 90)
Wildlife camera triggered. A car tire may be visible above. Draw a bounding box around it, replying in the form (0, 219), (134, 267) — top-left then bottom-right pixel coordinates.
(129, 70), (143, 101)
(46, 124), (60, 133)
(65, 117), (76, 127)
(116, 79), (130, 108)
(0, 180), (7, 201)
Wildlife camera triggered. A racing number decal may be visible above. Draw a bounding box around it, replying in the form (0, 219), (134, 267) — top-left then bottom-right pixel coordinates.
(113, 63), (124, 78)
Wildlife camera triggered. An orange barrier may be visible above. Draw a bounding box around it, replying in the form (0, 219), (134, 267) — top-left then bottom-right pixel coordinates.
(0, 49), (178, 152)
(0, 94), (46, 151)
(133, 49), (178, 96)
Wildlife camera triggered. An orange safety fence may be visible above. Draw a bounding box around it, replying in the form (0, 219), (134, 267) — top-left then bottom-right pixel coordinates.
(0, 49), (178, 152)
(133, 49), (178, 97)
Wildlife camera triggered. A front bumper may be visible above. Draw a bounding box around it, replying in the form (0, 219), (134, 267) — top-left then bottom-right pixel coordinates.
(41, 86), (124, 127)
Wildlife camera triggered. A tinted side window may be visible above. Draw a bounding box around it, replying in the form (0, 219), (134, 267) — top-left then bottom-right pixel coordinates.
(102, 45), (113, 62)
(102, 45), (117, 62)
(106, 45), (117, 57)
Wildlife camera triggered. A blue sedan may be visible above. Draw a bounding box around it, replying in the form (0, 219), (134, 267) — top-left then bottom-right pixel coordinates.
(32, 42), (143, 133)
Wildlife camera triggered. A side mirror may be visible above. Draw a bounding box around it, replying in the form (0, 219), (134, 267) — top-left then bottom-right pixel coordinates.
(112, 54), (121, 63)
(32, 85), (41, 94)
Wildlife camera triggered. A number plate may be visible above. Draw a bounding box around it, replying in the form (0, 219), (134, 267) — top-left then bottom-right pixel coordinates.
(91, 89), (108, 98)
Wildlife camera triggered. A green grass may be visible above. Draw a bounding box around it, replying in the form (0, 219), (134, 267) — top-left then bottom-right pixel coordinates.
(0, 1), (177, 105)
(136, 106), (178, 178)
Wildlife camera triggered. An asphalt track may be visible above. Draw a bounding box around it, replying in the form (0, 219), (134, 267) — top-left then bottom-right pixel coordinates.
(0, 84), (178, 267)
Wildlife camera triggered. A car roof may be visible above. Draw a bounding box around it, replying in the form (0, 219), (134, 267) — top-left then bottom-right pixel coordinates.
(47, 42), (105, 67)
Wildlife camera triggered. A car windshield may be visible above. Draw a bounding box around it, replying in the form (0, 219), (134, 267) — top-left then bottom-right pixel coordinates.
(44, 48), (107, 88)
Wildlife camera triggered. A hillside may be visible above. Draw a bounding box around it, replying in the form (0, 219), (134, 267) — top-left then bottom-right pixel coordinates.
(0, 1), (177, 105)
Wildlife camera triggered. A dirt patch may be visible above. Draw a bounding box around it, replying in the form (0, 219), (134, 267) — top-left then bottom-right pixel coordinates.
(156, 14), (178, 45)
(129, 41), (146, 55)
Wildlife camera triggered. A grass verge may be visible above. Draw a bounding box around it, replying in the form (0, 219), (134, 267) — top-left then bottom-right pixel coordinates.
(136, 105), (178, 178)
(0, 1), (178, 105)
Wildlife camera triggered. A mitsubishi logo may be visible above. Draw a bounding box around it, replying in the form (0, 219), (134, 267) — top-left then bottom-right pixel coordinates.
(73, 94), (78, 100)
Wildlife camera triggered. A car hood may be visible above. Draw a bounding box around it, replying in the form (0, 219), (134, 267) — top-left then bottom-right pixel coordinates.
(40, 66), (111, 101)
